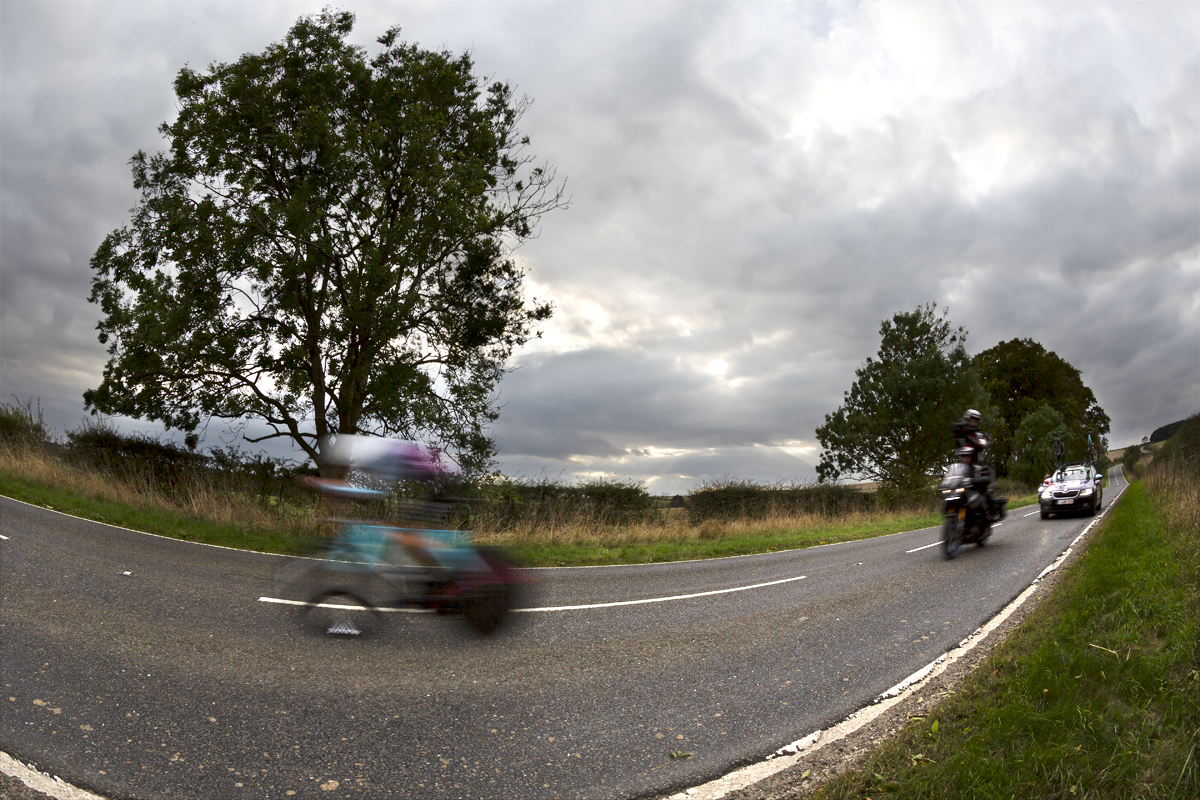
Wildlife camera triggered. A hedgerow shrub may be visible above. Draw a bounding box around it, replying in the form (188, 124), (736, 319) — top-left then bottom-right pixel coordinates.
(685, 479), (878, 524)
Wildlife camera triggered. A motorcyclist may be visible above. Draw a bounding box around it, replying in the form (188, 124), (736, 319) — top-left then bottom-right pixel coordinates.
(953, 409), (1001, 521)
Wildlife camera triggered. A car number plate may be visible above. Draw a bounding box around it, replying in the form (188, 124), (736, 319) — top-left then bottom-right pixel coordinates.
(1055, 499), (1072, 505)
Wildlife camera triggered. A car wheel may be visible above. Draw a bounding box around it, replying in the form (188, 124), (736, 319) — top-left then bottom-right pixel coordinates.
(1040, 507), (1049, 519)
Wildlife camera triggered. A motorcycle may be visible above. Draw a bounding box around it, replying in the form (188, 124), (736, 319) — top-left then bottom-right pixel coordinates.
(939, 461), (1006, 560)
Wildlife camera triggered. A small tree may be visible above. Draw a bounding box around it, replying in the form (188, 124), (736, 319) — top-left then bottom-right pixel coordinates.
(85, 10), (565, 475)
(816, 304), (980, 496)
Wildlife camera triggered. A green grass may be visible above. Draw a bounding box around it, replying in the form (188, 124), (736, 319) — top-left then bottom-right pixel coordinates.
(501, 511), (948, 566)
(0, 470), (322, 556)
(811, 481), (1200, 799)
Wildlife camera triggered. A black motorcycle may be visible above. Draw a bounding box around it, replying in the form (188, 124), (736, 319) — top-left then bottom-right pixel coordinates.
(939, 462), (1005, 560)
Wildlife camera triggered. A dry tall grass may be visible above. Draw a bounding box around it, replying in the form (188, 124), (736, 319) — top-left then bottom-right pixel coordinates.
(1142, 454), (1200, 572)
(0, 440), (330, 538)
(470, 504), (934, 548)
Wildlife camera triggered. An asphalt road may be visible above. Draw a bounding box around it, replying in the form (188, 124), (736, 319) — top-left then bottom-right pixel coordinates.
(1, 469), (1124, 800)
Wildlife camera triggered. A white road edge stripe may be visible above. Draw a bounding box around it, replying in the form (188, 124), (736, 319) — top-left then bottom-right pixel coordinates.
(667, 469), (1127, 800)
(257, 574), (809, 614)
(1, 752), (104, 800)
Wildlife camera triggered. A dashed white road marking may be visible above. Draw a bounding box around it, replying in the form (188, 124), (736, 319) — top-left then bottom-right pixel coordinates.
(0, 534), (10, 540)
(515, 574), (807, 612)
(905, 541), (940, 553)
(1024, 510), (1040, 517)
(258, 596), (434, 613)
(258, 574), (809, 614)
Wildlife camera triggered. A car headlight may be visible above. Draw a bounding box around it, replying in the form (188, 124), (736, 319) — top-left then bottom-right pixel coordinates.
(1080, 487), (1093, 496)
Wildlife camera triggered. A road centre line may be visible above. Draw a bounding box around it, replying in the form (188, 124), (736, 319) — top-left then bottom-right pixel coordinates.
(257, 574), (809, 614)
(513, 575), (808, 612)
(258, 596), (434, 613)
(907, 519), (1004, 553)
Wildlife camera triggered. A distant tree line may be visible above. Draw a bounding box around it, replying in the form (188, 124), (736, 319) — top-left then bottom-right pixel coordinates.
(816, 304), (1111, 494)
(1151, 419), (1189, 443)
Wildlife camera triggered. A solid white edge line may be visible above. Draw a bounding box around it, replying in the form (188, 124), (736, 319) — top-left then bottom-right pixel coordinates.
(667, 468), (1127, 800)
(0, 495), (302, 558)
(257, 574), (809, 614)
(1, 751), (106, 800)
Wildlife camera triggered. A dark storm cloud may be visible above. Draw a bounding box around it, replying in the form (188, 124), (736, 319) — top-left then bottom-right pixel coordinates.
(2, 1), (1196, 493)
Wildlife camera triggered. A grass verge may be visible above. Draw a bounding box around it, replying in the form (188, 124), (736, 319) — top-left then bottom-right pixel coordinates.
(809, 480), (1199, 799)
(0, 470), (322, 556)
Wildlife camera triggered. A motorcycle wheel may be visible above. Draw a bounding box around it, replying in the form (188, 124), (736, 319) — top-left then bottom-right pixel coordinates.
(942, 513), (961, 560)
(302, 589), (380, 637)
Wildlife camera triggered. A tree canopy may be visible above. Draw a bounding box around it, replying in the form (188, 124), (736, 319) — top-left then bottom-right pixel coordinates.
(1010, 403), (1068, 485)
(815, 304), (979, 495)
(973, 338), (1110, 473)
(85, 10), (565, 475)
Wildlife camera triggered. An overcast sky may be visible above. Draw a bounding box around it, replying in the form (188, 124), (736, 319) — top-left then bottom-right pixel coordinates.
(2, 1), (1197, 494)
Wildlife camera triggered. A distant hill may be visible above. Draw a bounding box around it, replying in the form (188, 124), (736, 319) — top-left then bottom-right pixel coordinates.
(1152, 414), (1200, 465)
(1150, 419), (1188, 443)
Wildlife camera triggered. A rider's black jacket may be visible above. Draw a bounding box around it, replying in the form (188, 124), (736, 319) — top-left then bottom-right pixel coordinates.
(953, 418), (987, 464)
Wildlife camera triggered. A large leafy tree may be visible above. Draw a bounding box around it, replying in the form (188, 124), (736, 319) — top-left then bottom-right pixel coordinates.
(816, 304), (981, 495)
(1010, 403), (1068, 485)
(973, 338), (1110, 474)
(85, 10), (564, 475)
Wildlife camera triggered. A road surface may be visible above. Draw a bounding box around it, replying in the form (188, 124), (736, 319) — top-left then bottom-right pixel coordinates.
(1, 468), (1124, 799)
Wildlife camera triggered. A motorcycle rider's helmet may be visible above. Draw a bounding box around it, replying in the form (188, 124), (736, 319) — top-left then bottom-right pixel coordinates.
(956, 446), (974, 459)
(965, 409), (981, 424)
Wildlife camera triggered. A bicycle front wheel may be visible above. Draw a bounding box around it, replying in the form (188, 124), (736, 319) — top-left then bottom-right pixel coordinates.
(302, 590), (380, 637)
